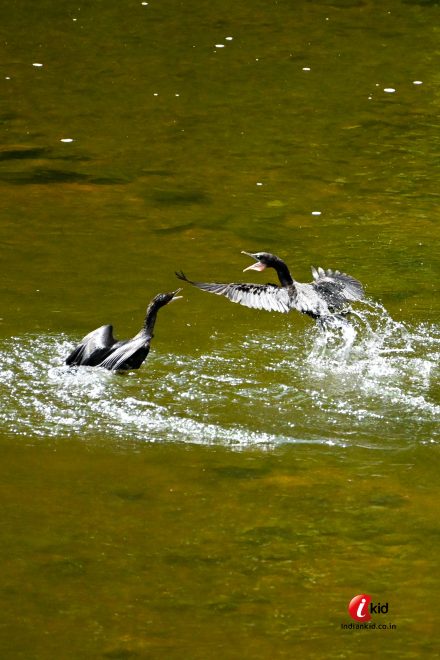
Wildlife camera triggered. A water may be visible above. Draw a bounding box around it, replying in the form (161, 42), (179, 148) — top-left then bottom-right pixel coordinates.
(1, 302), (438, 448)
(1, 0), (440, 656)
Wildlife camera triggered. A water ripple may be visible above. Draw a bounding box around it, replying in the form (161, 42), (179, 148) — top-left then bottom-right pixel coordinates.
(0, 304), (438, 449)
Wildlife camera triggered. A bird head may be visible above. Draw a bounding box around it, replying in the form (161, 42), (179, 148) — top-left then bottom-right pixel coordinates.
(241, 251), (278, 272)
(151, 289), (183, 308)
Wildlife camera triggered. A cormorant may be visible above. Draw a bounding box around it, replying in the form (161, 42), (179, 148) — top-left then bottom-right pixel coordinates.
(65, 290), (182, 371)
(176, 251), (364, 323)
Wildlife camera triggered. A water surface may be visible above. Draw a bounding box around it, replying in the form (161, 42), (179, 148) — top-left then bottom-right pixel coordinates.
(0, 0), (439, 657)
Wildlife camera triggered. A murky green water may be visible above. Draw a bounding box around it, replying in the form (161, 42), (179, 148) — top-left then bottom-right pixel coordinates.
(1, 0), (439, 657)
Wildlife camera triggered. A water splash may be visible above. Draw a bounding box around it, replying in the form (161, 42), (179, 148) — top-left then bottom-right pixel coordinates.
(0, 302), (438, 448)
(302, 301), (439, 442)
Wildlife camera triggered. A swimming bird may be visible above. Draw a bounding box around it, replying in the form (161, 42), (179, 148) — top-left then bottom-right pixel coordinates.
(65, 290), (182, 371)
(176, 251), (364, 324)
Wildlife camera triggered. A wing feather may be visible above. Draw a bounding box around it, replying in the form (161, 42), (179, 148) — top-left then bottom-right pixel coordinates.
(66, 324), (116, 366)
(176, 271), (291, 314)
(98, 334), (150, 371)
(311, 266), (364, 302)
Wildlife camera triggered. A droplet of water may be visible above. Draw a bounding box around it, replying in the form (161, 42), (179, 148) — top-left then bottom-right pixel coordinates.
(32, 63), (43, 67)
(384, 87), (396, 93)
(311, 211), (321, 216)
(302, 67), (311, 71)
(60, 138), (74, 143)
(413, 80), (423, 85)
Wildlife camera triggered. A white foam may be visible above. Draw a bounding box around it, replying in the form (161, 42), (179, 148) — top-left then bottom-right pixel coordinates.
(0, 307), (438, 449)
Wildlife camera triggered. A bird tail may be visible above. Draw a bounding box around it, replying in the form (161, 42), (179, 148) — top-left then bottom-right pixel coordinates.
(312, 266), (364, 301)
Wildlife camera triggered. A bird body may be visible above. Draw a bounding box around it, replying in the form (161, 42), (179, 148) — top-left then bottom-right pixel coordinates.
(66, 290), (181, 371)
(176, 252), (364, 322)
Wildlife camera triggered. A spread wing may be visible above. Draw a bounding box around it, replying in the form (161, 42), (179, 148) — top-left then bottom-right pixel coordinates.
(98, 334), (151, 371)
(66, 324), (116, 366)
(176, 271), (291, 313)
(311, 266), (364, 303)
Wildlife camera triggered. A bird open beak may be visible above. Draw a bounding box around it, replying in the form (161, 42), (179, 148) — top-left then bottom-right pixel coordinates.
(241, 251), (267, 272)
(171, 288), (183, 301)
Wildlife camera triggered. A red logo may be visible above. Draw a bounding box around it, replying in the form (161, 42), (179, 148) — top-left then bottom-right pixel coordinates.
(348, 594), (372, 622)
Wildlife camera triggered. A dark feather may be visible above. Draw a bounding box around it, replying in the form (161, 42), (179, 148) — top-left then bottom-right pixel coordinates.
(311, 266), (364, 303)
(66, 290), (180, 371)
(65, 325), (117, 367)
(98, 333), (151, 371)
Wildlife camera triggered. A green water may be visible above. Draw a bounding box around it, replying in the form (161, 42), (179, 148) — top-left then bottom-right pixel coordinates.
(0, 0), (439, 657)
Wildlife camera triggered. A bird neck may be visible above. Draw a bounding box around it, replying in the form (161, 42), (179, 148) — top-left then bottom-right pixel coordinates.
(272, 258), (294, 286)
(143, 301), (161, 336)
